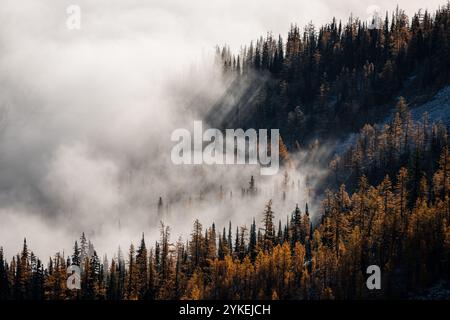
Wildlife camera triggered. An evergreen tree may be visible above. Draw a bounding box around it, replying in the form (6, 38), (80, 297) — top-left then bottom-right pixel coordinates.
(262, 200), (275, 251)
(136, 234), (148, 299)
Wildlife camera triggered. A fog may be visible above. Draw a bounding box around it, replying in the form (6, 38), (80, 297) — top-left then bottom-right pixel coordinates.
(0, 0), (444, 260)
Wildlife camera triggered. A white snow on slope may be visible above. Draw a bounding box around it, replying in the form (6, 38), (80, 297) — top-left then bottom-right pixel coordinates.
(334, 85), (450, 155)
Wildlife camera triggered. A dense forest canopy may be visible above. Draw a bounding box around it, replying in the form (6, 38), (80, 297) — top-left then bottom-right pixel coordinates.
(210, 4), (450, 145)
(1, 4), (450, 300)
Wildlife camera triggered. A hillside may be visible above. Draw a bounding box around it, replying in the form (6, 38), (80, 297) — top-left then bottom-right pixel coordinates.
(1, 3), (450, 301)
(211, 5), (450, 149)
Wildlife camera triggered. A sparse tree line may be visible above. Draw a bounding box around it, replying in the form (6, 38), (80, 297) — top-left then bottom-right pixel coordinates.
(327, 97), (448, 193)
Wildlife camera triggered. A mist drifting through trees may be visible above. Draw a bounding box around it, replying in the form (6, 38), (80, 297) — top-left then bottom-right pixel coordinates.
(1, 1), (450, 300)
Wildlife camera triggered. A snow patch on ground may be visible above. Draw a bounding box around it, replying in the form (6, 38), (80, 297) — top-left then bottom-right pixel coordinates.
(384, 86), (450, 126)
(334, 86), (450, 155)
(409, 86), (450, 126)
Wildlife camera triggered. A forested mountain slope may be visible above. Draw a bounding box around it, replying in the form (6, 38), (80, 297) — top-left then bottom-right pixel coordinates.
(1, 4), (450, 301)
(210, 5), (450, 147)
